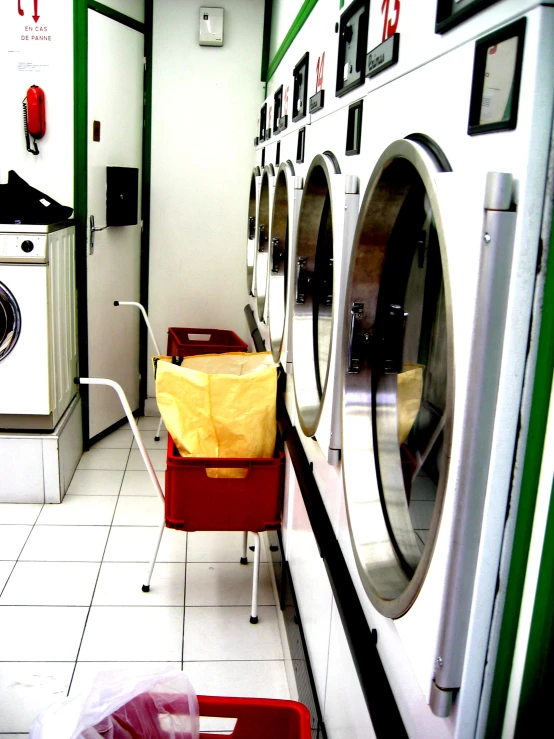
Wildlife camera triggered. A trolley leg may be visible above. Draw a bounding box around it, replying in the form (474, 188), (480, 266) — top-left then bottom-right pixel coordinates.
(143, 517), (165, 592)
(250, 532), (260, 624)
(240, 531), (248, 565)
(154, 415), (164, 442)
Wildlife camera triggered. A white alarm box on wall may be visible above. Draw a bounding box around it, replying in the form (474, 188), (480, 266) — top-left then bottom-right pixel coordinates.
(199, 7), (224, 47)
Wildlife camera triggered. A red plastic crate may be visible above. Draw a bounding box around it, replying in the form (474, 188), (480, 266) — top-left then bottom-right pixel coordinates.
(167, 327), (248, 356)
(164, 436), (284, 532)
(103, 693), (311, 738)
(198, 695), (312, 738)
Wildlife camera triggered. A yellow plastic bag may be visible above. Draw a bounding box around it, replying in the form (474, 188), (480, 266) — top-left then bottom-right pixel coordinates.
(397, 364), (424, 444)
(154, 353), (277, 472)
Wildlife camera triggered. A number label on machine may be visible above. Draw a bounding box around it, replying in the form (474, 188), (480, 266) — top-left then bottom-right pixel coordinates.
(310, 52), (326, 113)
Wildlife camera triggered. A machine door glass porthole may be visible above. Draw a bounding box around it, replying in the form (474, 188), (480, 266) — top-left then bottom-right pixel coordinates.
(246, 167), (260, 294)
(292, 154), (338, 436)
(342, 138), (454, 618)
(268, 163), (293, 362)
(255, 165), (275, 321)
(0, 281), (22, 361)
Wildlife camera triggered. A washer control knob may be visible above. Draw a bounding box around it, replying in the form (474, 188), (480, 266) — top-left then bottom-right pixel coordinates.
(21, 240), (34, 253)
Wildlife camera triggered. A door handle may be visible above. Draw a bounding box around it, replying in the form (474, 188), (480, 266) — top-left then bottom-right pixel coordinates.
(89, 214), (109, 255)
(271, 237), (281, 273)
(348, 302), (364, 373)
(296, 256), (308, 304)
(258, 223), (267, 252)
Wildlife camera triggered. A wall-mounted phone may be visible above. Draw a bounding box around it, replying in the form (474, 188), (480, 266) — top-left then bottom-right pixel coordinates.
(23, 85), (46, 156)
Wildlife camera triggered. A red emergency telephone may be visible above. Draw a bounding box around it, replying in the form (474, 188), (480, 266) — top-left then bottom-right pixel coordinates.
(23, 85), (46, 156)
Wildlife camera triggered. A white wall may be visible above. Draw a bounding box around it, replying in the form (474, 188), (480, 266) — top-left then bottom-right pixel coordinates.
(148, 0), (266, 395)
(107, 0), (145, 23)
(270, 0), (303, 59)
(0, 0), (74, 208)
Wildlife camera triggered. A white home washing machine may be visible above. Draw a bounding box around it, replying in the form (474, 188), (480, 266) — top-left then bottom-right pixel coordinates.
(0, 223), (82, 503)
(339, 5), (554, 737)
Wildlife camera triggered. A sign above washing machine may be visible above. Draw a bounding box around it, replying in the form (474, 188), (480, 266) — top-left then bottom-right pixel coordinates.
(292, 53), (309, 122)
(335, 0), (369, 97)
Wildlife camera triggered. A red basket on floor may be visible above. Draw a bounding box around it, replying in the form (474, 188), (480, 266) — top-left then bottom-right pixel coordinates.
(198, 695), (312, 738)
(167, 327), (248, 356)
(104, 692), (311, 738)
(164, 436), (284, 532)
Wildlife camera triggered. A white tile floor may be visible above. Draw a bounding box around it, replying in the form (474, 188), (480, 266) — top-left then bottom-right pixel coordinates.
(0, 417), (289, 735)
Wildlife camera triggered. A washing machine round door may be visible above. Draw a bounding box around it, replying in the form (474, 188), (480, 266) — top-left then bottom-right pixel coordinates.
(342, 138), (454, 618)
(254, 164), (275, 320)
(246, 167), (260, 295)
(0, 281), (22, 361)
(267, 162), (293, 362)
(292, 153), (338, 437)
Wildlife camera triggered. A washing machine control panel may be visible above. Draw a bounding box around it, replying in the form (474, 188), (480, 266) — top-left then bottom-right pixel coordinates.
(0, 234), (48, 262)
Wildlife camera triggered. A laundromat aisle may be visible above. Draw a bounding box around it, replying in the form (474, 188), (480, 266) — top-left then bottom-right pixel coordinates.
(0, 417), (289, 735)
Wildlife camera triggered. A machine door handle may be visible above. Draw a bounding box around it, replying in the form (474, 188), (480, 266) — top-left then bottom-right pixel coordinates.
(379, 303), (405, 375)
(89, 214), (109, 255)
(258, 224), (267, 252)
(348, 302), (364, 373)
(271, 237), (281, 273)
(296, 256), (308, 304)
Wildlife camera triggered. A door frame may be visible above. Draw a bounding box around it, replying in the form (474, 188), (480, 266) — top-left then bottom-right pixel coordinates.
(74, 0), (153, 449)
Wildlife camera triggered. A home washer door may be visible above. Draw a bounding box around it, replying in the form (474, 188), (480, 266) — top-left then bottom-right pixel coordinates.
(342, 137), (454, 619)
(0, 280), (22, 361)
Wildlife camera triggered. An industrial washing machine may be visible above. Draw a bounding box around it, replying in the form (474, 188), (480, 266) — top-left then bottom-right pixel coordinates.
(339, 4), (554, 737)
(251, 0), (554, 738)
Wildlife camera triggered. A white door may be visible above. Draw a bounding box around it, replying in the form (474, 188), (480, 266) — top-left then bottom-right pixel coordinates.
(87, 9), (144, 440)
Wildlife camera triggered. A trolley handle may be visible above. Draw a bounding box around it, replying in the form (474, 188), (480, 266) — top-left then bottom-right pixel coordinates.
(75, 376), (165, 504)
(114, 300), (162, 355)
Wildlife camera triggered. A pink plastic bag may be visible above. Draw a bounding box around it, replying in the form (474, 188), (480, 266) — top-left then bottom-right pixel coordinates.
(30, 667), (199, 739)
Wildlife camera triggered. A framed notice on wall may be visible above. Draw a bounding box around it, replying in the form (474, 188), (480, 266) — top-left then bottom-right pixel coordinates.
(435, 0), (501, 34)
(467, 18), (526, 136)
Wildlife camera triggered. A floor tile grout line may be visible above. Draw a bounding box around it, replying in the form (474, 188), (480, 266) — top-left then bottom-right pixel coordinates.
(0, 603), (277, 608)
(66, 441), (133, 696)
(0, 502), (45, 599)
(181, 532), (188, 670)
(0, 560), (17, 600)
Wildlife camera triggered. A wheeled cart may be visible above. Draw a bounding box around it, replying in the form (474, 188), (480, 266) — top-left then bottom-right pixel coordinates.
(75, 376), (283, 624)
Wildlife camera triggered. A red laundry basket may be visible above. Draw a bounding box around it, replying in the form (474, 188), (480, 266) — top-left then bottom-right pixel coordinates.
(103, 692), (311, 738)
(167, 327), (248, 356)
(164, 436), (284, 532)
(198, 695), (312, 738)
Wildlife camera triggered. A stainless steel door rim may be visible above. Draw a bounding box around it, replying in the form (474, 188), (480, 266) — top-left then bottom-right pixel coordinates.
(292, 153), (340, 437)
(342, 138), (454, 618)
(246, 166), (260, 295)
(255, 164), (275, 320)
(268, 161), (294, 362)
